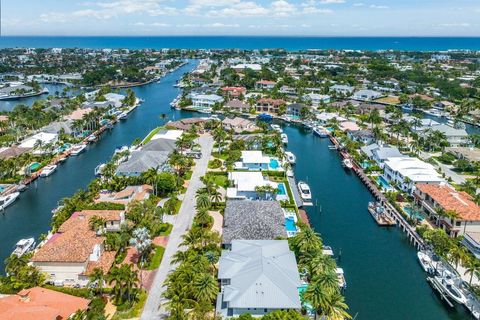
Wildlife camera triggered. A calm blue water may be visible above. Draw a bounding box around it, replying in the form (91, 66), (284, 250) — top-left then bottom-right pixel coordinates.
(1, 36), (480, 51)
(282, 122), (469, 320)
(277, 183), (287, 196)
(285, 217), (297, 232)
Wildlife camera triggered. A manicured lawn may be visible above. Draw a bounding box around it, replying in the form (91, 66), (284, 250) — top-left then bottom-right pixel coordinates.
(146, 246), (165, 270)
(159, 223), (173, 236)
(113, 291), (148, 319)
(141, 127), (161, 144)
(205, 172), (229, 188)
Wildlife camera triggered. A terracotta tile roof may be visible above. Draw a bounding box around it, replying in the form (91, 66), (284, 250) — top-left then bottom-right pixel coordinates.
(114, 188), (135, 199)
(417, 184), (480, 221)
(0, 286), (90, 320)
(31, 210), (122, 263)
(83, 251), (116, 276)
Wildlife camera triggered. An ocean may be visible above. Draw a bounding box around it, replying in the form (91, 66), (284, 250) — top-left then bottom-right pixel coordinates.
(1, 36), (480, 51)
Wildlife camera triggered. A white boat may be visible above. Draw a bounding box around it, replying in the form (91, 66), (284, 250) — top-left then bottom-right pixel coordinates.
(342, 158), (354, 169)
(313, 126), (329, 137)
(17, 184), (27, 192)
(0, 192), (20, 211)
(114, 146), (129, 154)
(12, 238), (35, 256)
(285, 151), (296, 164)
(281, 133), (288, 144)
(424, 108), (443, 118)
(57, 156), (67, 163)
(40, 165), (57, 177)
(94, 163), (106, 176)
(70, 144), (87, 156)
(322, 246), (334, 256)
(434, 272), (468, 305)
(417, 251), (434, 274)
(336, 268), (347, 289)
(298, 181), (312, 201)
(87, 134), (97, 142)
(118, 112), (128, 120)
(271, 124), (283, 133)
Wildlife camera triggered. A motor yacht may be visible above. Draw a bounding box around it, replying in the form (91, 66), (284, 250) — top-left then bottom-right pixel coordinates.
(70, 144), (87, 156)
(298, 181), (312, 201)
(12, 238), (35, 256)
(40, 165), (57, 177)
(417, 251), (435, 274)
(0, 192), (20, 211)
(342, 158), (354, 169)
(285, 151), (296, 164)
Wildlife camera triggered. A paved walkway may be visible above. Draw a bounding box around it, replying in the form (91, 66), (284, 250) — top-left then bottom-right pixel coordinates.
(141, 135), (214, 320)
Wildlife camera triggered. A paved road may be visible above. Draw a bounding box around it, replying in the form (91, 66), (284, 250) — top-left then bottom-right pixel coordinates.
(141, 135), (214, 320)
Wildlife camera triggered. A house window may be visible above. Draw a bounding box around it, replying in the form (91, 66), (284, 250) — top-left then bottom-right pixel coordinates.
(456, 221), (461, 227)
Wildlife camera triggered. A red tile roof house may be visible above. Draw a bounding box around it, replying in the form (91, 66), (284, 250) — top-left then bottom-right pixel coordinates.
(0, 286), (90, 320)
(221, 86), (247, 99)
(255, 80), (276, 90)
(30, 210), (125, 287)
(414, 183), (480, 238)
(255, 98), (286, 114)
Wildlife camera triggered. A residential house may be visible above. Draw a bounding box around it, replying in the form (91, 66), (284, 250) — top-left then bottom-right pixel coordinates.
(0, 286), (90, 320)
(414, 183), (480, 238)
(225, 100), (251, 113)
(255, 98), (285, 114)
(330, 84), (355, 96)
(221, 87), (247, 99)
(166, 118), (208, 131)
(347, 130), (375, 145)
(191, 94), (224, 108)
(31, 210), (124, 287)
(216, 240), (301, 318)
(430, 124), (469, 147)
(286, 103), (310, 118)
(361, 143), (406, 168)
(222, 117), (259, 133)
(222, 201), (287, 246)
(255, 80), (276, 90)
(115, 151), (170, 177)
(0, 146), (31, 160)
(95, 185), (153, 206)
(383, 157), (443, 194)
(352, 89), (382, 101)
(226, 171), (278, 200)
(19, 132), (58, 149)
(234, 151), (271, 171)
(303, 93), (331, 106)
(42, 120), (74, 136)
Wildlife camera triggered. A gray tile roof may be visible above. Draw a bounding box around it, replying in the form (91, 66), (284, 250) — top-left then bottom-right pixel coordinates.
(142, 138), (176, 153)
(222, 200), (287, 244)
(116, 151), (170, 176)
(218, 240), (301, 309)
(373, 146), (405, 160)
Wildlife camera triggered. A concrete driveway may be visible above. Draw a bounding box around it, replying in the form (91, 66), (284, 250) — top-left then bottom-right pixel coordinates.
(141, 135), (214, 320)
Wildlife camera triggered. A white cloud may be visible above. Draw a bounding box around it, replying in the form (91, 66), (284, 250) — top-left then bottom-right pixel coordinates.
(207, 2), (269, 17)
(436, 22), (470, 27)
(303, 7), (333, 14)
(40, 13), (68, 23)
(353, 3), (365, 6)
(369, 4), (389, 9)
(205, 22), (240, 28)
(319, 0), (346, 3)
(271, 0), (297, 17)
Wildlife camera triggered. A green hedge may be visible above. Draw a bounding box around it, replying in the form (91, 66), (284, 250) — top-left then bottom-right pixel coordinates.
(85, 202), (125, 210)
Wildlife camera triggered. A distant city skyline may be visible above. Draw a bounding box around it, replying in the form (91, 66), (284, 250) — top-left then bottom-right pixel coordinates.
(2, 0), (480, 36)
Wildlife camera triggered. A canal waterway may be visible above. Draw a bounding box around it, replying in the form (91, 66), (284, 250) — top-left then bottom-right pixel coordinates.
(0, 59), (472, 319)
(0, 61), (198, 266)
(282, 122), (470, 320)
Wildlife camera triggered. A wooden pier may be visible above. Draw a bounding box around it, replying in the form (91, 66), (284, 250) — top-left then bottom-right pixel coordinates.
(328, 134), (425, 250)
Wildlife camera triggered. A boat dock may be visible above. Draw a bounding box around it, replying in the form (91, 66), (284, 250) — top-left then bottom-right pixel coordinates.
(328, 135), (425, 250)
(288, 176), (304, 208)
(426, 277), (455, 308)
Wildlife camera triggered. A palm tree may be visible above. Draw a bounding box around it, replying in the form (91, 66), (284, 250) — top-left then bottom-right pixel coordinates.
(315, 271), (339, 294)
(464, 257), (480, 286)
(5, 254), (28, 276)
(322, 292), (352, 320)
(88, 267), (105, 296)
(192, 273), (218, 303)
(108, 264), (139, 304)
(292, 227), (323, 254)
(448, 246), (468, 270)
(88, 216), (106, 233)
(195, 208), (211, 228)
(304, 281), (329, 320)
(196, 192), (211, 210)
(209, 189), (222, 205)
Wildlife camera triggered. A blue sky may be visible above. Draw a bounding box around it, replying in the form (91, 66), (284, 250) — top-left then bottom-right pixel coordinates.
(2, 0), (480, 36)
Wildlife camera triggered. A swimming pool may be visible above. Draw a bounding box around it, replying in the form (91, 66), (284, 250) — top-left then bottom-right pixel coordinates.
(377, 176), (394, 191)
(403, 205), (425, 221)
(269, 158), (280, 169)
(277, 183), (287, 195)
(285, 217), (297, 232)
